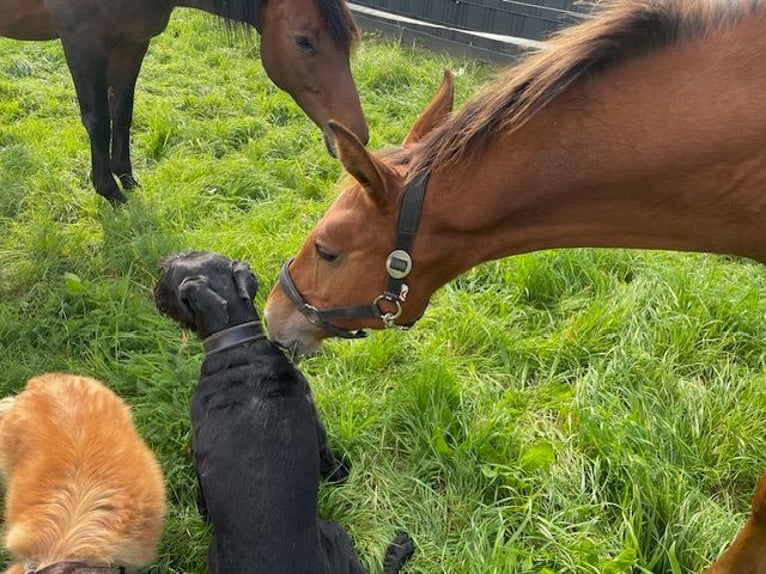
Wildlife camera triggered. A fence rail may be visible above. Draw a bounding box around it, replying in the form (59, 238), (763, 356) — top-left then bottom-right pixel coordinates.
(350, 0), (590, 63)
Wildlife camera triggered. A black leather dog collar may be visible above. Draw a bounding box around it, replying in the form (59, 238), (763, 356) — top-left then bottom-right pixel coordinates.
(202, 321), (265, 356)
(27, 562), (126, 574)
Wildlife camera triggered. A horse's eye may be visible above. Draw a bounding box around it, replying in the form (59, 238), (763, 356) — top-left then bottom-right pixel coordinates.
(295, 35), (317, 54)
(315, 243), (339, 263)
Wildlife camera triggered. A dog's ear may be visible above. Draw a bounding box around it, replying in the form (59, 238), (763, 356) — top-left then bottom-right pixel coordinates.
(178, 276), (229, 326)
(231, 261), (258, 303)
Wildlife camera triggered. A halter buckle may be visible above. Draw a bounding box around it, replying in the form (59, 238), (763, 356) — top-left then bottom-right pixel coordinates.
(385, 249), (413, 279)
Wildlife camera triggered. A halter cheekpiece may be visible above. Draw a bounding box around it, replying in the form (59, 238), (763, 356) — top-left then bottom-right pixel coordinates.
(278, 170), (429, 339)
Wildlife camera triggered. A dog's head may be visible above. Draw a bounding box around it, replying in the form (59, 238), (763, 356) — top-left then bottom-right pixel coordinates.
(155, 251), (260, 339)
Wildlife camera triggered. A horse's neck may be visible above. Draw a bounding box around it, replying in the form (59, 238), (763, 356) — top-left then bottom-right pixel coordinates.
(428, 14), (766, 279)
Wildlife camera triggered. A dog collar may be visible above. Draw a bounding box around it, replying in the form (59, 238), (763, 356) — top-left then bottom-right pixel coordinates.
(25, 561), (126, 574)
(202, 321), (265, 356)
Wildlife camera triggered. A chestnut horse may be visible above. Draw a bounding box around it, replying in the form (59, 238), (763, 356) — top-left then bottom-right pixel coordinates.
(704, 471), (766, 573)
(265, 0), (766, 353)
(265, 0), (766, 569)
(0, 0), (367, 204)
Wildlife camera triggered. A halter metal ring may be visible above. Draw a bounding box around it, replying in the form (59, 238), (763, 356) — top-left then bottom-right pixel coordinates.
(300, 303), (323, 327)
(373, 294), (402, 328)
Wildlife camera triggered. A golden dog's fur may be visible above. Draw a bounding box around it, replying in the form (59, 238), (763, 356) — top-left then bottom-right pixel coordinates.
(0, 373), (166, 574)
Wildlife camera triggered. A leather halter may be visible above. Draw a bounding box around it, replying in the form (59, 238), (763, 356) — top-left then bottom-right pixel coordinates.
(278, 170), (429, 339)
(202, 321), (265, 356)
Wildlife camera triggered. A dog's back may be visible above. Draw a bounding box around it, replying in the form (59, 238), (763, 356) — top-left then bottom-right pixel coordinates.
(0, 373), (166, 573)
(192, 343), (331, 573)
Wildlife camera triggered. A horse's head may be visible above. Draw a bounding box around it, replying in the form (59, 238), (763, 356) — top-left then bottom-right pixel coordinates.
(265, 72), (454, 354)
(259, 0), (368, 153)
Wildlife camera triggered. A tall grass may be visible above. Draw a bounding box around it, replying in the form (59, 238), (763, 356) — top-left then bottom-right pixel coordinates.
(1, 10), (765, 573)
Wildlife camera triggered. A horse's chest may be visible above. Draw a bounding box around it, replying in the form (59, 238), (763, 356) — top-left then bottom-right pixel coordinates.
(0, 0), (58, 40)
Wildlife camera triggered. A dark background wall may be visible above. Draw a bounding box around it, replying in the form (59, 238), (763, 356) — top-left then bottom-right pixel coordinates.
(349, 0), (591, 63)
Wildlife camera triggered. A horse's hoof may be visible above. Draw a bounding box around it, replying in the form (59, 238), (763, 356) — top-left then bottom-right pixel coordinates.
(94, 172), (128, 205)
(119, 173), (140, 190)
(99, 188), (128, 206)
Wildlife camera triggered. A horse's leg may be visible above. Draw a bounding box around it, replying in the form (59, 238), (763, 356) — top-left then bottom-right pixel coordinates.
(58, 37), (126, 204)
(108, 40), (150, 191)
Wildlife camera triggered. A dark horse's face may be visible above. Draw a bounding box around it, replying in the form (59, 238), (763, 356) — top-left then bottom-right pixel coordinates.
(259, 0), (368, 153)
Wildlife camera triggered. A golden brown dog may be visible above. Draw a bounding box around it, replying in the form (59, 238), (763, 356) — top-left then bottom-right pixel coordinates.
(0, 373), (166, 574)
(704, 471), (766, 574)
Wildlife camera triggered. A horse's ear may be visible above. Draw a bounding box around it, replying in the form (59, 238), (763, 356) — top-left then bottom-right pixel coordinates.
(403, 70), (454, 146)
(329, 120), (393, 208)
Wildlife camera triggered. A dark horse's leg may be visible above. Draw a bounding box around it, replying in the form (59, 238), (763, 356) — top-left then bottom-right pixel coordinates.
(58, 34), (126, 204)
(108, 41), (150, 191)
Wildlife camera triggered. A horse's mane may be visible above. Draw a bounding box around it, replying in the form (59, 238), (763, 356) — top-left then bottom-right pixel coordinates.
(316, 0), (360, 49)
(213, 0), (358, 48)
(413, 0), (764, 176)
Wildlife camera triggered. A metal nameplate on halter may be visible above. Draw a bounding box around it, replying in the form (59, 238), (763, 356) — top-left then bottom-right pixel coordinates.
(385, 249), (413, 279)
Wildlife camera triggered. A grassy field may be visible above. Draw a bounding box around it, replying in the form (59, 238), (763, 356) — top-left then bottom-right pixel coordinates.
(2, 10), (766, 574)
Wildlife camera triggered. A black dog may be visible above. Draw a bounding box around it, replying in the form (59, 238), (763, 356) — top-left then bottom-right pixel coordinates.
(155, 251), (414, 573)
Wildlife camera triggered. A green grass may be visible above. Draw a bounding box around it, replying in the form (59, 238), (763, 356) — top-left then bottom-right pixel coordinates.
(1, 10), (765, 574)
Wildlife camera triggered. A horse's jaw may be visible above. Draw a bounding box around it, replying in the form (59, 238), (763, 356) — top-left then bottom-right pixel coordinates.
(263, 305), (324, 356)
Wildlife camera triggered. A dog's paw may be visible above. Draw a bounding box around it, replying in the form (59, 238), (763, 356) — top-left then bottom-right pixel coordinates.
(322, 454), (351, 486)
(383, 531), (415, 573)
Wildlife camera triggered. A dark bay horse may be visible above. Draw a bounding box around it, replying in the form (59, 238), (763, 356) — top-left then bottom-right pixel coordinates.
(0, 0), (367, 204)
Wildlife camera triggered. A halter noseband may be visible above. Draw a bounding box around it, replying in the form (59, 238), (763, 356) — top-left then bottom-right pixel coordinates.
(278, 170), (429, 339)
